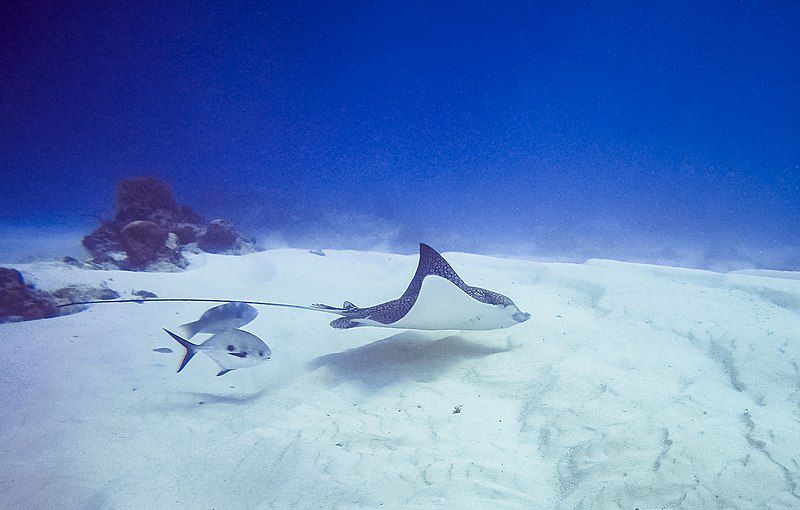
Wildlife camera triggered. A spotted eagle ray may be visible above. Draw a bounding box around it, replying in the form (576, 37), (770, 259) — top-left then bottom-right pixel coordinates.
(57, 243), (530, 332)
(310, 243), (530, 330)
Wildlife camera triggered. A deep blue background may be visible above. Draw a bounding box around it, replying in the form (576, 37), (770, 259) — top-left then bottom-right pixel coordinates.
(2, 1), (799, 268)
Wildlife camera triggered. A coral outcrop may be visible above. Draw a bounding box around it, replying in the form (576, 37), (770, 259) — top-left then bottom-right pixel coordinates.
(50, 283), (121, 305)
(82, 177), (255, 271)
(0, 267), (123, 323)
(0, 268), (59, 322)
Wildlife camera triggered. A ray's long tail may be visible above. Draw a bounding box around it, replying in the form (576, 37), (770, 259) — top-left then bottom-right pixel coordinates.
(56, 297), (348, 315)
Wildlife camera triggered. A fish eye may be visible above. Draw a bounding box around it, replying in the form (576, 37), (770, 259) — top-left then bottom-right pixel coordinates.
(258, 351), (264, 356)
(227, 345), (235, 351)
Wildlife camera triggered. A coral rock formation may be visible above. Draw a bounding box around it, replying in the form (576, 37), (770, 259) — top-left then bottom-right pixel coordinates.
(0, 268), (59, 322)
(82, 176), (255, 271)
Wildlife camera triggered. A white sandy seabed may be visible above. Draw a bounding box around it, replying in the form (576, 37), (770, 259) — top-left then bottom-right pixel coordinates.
(1, 248), (800, 510)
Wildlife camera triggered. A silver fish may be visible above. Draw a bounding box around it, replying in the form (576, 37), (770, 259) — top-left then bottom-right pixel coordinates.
(164, 328), (271, 377)
(179, 302), (259, 338)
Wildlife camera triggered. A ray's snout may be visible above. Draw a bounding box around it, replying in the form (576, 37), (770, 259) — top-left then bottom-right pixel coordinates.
(513, 311), (531, 323)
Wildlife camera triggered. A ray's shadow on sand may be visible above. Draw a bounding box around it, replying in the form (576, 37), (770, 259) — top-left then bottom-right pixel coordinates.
(309, 332), (511, 390)
(178, 389), (270, 406)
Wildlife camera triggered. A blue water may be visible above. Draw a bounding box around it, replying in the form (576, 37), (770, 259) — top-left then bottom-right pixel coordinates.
(2, 1), (798, 268)
(2, 5), (800, 508)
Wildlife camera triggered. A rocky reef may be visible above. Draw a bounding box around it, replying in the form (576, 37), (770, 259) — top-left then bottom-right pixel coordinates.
(82, 177), (255, 271)
(0, 267), (121, 323)
(0, 267), (59, 322)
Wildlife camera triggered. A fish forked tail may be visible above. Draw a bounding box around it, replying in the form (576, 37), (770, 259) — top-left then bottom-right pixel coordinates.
(163, 329), (199, 373)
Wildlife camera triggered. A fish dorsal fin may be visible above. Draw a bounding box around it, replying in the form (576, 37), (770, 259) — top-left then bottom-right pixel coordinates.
(400, 244), (466, 300)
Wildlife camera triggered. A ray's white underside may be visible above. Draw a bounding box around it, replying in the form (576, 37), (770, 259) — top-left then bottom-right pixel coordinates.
(356, 275), (512, 331)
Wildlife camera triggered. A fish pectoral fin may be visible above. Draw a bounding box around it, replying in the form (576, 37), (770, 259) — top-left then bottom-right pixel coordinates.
(217, 369), (234, 376)
(227, 352), (247, 358)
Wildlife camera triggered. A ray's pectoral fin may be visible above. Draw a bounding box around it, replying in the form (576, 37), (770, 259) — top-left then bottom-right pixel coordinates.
(330, 317), (363, 329)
